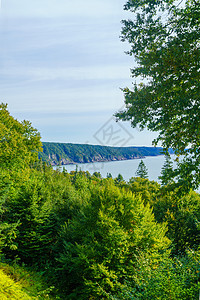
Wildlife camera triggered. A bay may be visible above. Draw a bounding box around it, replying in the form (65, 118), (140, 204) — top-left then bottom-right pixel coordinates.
(55, 155), (177, 183)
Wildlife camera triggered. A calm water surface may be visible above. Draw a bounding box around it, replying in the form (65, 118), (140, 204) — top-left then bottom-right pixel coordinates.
(55, 155), (177, 183)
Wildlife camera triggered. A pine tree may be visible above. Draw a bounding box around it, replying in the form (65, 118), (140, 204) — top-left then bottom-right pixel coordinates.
(159, 154), (174, 186)
(135, 160), (148, 179)
(107, 173), (112, 179)
(115, 173), (124, 183)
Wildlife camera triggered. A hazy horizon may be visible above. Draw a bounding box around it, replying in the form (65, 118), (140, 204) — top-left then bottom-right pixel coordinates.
(1, 0), (159, 147)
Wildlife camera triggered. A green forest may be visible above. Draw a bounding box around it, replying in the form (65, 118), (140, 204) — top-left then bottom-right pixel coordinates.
(1, 0), (200, 298)
(39, 142), (164, 166)
(0, 103), (200, 299)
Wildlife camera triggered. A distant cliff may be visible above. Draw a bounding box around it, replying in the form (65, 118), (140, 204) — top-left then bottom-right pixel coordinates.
(39, 142), (169, 166)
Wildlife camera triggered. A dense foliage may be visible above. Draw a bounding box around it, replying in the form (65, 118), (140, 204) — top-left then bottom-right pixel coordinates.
(1, 0), (200, 298)
(0, 103), (42, 169)
(57, 179), (169, 298)
(0, 261), (54, 299)
(116, 0), (200, 190)
(0, 106), (199, 299)
(1, 162), (199, 298)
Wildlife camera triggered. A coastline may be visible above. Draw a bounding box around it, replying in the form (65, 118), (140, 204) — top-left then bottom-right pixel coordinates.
(40, 142), (166, 167)
(52, 154), (164, 167)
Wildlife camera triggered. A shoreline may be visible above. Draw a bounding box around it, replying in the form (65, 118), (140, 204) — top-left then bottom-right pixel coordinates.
(40, 142), (167, 167)
(52, 154), (164, 167)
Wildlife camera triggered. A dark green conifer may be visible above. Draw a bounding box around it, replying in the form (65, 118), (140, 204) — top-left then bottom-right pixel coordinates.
(115, 173), (124, 183)
(135, 160), (148, 179)
(159, 154), (174, 186)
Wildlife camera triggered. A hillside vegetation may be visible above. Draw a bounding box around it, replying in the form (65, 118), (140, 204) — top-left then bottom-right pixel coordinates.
(39, 142), (165, 165)
(1, 0), (199, 297)
(0, 268), (32, 300)
(0, 103), (199, 299)
(0, 262), (54, 299)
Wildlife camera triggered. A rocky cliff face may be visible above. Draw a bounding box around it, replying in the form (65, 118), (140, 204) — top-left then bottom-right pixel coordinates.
(43, 152), (144, 166)
(47, 154), (72, 166)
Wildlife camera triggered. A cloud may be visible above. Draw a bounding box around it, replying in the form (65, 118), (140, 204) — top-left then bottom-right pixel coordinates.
(0, 0), (156, 146)
(3, 82), (125, 114)
(0, 64), (131, 82)
(2, 0), (126, 19)
(0, 2), (133, 117)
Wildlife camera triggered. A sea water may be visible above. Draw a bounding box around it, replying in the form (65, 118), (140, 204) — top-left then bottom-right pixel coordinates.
(54, 155), (177, 183)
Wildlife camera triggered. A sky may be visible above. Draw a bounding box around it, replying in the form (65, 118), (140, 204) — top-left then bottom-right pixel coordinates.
(0, 0), (158, 147)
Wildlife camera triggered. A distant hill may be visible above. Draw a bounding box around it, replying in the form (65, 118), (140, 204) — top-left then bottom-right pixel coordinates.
(39, 142), (171, 166)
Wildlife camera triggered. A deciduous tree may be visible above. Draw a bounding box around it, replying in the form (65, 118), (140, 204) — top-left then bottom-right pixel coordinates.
(57, 180), (169, 298)
(116, 0), (200, 190)
(0, 103), (42, 168)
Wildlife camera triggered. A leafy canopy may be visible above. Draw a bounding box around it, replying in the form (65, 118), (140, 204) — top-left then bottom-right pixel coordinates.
(0, 103), (42, 168)
(116, 0), (200, 190)
(57, 180), (170, 299)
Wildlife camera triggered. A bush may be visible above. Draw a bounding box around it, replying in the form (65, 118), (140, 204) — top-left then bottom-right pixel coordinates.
(56, 180), (170, 299)
(111, 249), (200, 300)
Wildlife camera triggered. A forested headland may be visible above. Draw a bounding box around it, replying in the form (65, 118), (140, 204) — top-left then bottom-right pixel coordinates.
(39, 142), (166, 166)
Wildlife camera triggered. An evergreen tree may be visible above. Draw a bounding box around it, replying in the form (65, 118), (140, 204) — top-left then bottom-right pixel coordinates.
(92, 171), (102, 178)
(115, 173), (124, 183)
(135, 160), (148, 179)
(159, 154), (174, 186)
(106, 173), (112, 179)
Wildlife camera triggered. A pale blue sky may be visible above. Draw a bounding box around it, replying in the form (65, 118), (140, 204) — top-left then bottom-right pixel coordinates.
(0, 0), (158, 146)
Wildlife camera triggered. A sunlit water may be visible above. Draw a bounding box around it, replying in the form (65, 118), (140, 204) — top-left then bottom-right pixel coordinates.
(54, 155), (177, 183)
(54, 154), (200, 193)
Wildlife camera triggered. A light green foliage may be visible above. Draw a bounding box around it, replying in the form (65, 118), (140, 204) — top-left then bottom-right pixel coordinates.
(57, 180), (170, 299)
(111, 250), (200, 300)
(116, 0), (200, 190)
(0, 108), (200, 298)
(127, 177), (200, 254)
(128, 177), (160, 205)
(0, 268), (32, 300)
(0, 103), (42, 168)
(135, 160), (148, 179)
(0, 262), (56, 299)
(0, 160), (199, 298)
